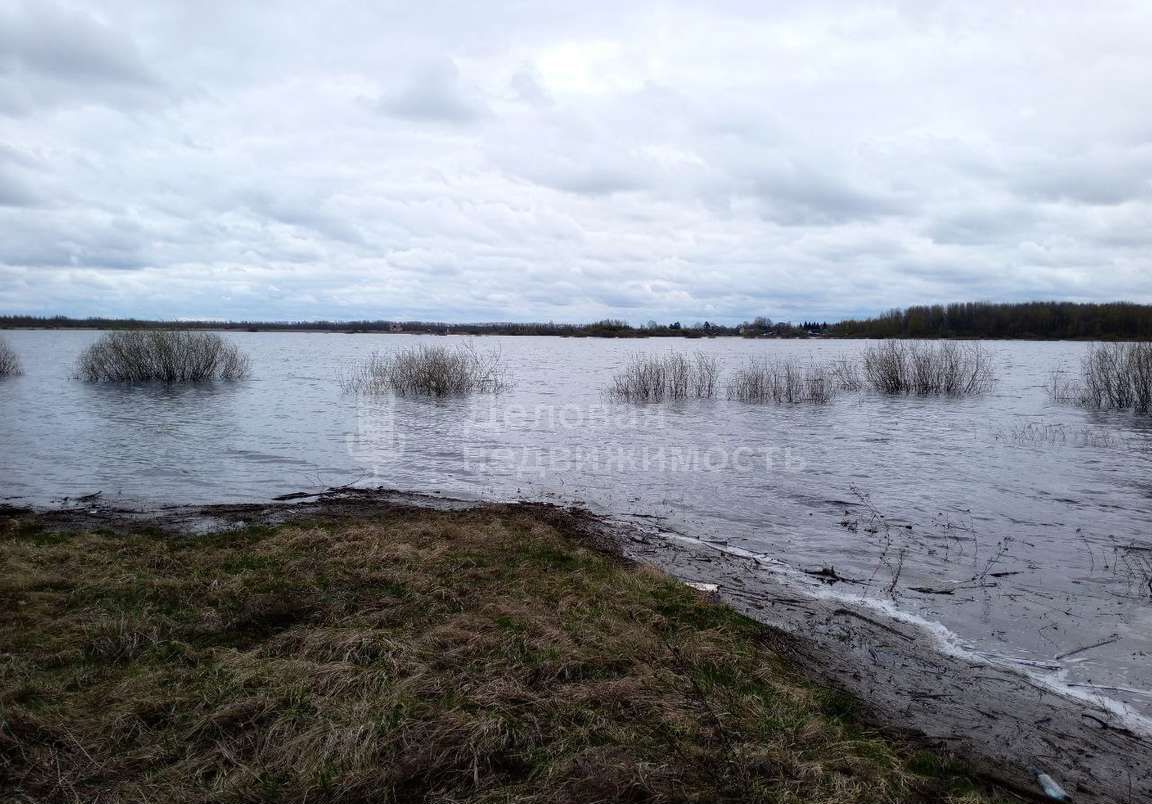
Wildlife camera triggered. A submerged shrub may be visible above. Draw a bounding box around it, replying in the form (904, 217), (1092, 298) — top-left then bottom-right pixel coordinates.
(829, 357), (861, 391)
(1051, 342), (1152, 414)
(340, 343), (508, 396)
(1047, 370), (1083, 406)
(862, 341), (995, 396)
(726, 359), (836, 404)
(77, 330), (250, 383)
(0, 337), (21, 377)
(606, 352), (719, 402)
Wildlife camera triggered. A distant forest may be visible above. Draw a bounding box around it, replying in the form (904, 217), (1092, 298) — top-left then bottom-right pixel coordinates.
(4, 301), (1151, 339)
(828, 301), (1152, 340)
(0, 315), (764, 338)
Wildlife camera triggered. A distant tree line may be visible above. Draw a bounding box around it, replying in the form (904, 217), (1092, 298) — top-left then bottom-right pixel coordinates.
(829, 302), (1152, 340)
(0, 315), (846, 338)
(736, 317), (827, 338)
(29, 303), (1152, 339)
(0, 315), (756, 338)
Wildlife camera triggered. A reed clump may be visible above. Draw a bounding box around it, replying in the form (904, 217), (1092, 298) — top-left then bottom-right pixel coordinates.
(1050, 342), (1152, 414)
(76, 330), (250, 383)
(606, 352), (720, 401)
(862, 341), (995, 396)
(726, 359), (837, 404)
(0, 336), (21, 377)
(341, 343), (508, 396)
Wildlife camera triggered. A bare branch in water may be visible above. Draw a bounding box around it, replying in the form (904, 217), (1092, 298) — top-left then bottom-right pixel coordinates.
(340, 342), (510, 397)
(862, 341), (996, 396)
(606, 352), (720, 402)
(0, 337), (21, 378)
(726, 359), (837, 404)
(1049, 342), (1152, 414)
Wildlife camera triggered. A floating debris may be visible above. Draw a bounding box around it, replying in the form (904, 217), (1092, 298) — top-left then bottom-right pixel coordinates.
(1033, 769), (1069, 800)
(803, 566), (864, 585)
(684, 581), (720, 601)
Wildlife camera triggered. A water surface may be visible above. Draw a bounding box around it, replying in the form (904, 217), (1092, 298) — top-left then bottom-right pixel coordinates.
(2, 330), (1151, 719)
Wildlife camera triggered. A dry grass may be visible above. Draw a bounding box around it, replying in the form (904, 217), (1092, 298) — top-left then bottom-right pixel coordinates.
(76, 330), (250, 383)
(862, 342), (996, 396)
(606, 353), (720, 402)
(0, 507), (998, 803)
(340, 343), (509, 397)
(0, 337), (21, 377)
(726, 360), (837, 404)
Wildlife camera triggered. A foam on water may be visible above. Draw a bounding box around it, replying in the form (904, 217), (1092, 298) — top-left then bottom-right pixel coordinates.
(655, 527), (1152, 739)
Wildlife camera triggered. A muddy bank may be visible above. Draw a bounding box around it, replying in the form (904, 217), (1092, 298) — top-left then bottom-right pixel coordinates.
(619, 528), (1151, 804)
(8, 487), (1150, 802)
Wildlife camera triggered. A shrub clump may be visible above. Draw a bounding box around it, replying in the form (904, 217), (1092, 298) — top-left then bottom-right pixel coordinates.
(606, 352), (720, 402)
(862, 341), (995, 396)
(341, 342), (509, 396)
(1050, 342), (1152, 414)
(829, 357), (862, 391)
(726, 359), (836, 404)
(0, 336), (21, 377)
(76, 330), (250, 383)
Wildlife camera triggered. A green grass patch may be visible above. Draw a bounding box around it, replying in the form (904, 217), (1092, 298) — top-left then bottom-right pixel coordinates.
(0, 506), (1004, 803)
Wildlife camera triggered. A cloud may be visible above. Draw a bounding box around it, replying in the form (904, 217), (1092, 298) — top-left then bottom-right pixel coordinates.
(0, 166), (40, 207)
(0, 1), (152, 84)
(747, 162), (905, 226)
(1008, 147), (1152, 206)
(926, 203), (1036, 246)
(0, 0), (164, 114)
(2, 0), (1152, 323)
(376, 60), (489, 124)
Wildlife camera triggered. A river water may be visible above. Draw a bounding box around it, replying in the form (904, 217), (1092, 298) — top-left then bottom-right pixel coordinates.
(2, 330), (1151, 722)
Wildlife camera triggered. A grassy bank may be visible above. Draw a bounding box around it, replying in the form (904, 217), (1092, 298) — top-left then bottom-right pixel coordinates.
(0, 505), (1000, 803)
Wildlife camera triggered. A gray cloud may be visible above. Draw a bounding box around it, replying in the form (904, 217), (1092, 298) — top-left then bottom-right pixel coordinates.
(1009, 148), (1152, 205)
(0, 1), (152, 84)
(0, 0), (163, 114)
(0, 167), (40, 207)
(748, 164), (905, 226)
(926, 204), (1037, 246)
(377, 60), (489, 124)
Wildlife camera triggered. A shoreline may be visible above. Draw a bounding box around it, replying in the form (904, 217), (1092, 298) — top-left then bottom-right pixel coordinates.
(3, 326), (1147, 342)
(5, 488), (1149, 802)
(624, 524), (1152, 803)
(2, 491), (1004, 803)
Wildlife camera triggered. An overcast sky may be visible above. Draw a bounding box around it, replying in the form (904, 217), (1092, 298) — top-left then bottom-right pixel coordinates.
(1, 1), (1150, 323)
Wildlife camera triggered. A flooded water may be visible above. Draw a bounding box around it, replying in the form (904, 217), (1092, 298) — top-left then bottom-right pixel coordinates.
(3, 330), (1152, 721)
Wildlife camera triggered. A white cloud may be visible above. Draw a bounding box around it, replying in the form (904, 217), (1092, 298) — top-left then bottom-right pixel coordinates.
(2, 0), (1152, 323)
